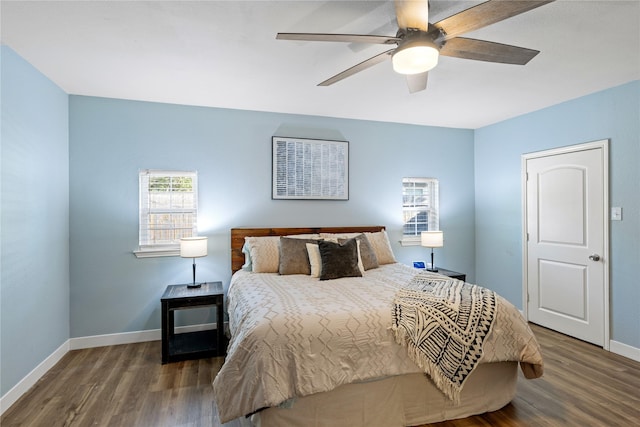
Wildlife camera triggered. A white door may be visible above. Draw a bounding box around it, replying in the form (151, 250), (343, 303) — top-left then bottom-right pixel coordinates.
(523, 141), (608, 347)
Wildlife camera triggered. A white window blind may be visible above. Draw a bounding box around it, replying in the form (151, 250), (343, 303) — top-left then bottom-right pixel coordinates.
(137, 170), (198, 256)
(402, 177), (439, 245)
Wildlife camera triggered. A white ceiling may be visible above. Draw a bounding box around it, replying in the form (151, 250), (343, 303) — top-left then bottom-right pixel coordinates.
(1, 0), (639, 129)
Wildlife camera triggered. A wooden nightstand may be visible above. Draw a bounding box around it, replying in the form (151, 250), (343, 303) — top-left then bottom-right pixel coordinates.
(161, 281), (225, 364)
(434, 268), (466, 282)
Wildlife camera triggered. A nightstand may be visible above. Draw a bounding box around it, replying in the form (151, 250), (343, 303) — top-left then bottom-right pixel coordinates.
(434, 268), (466, 282)
(161, 281), (225, 364)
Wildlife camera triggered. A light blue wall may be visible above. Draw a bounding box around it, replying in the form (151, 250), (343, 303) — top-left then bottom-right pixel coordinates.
(0, 46), (70, 396)
(68, 96), (475, 337)
(2, 43), (638, 404)
(474, 81), (640, 347)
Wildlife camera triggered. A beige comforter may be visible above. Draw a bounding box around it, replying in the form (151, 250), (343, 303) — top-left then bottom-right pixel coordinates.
(213, 263), (543, 423)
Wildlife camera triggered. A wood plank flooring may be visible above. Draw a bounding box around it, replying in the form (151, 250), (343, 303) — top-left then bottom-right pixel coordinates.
(2, 324), (639, 426)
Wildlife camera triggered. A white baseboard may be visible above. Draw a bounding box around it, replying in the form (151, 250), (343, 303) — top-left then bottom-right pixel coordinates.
(609, 339), (640, 362)
(69, 328), (160, 350)
(69, 322), (218, 350)
(0, 322), (221, 416)
(0, 340), (70, 415)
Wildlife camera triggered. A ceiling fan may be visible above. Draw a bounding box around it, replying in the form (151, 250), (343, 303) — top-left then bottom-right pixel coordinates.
(277, 0), (555, 93)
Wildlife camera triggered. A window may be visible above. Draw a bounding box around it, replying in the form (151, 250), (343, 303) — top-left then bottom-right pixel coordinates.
(134, 170), (198, 258)
(402, 177), (439, 245)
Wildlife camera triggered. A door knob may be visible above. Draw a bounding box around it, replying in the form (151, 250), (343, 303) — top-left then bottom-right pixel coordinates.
(589, 254), (601, 261)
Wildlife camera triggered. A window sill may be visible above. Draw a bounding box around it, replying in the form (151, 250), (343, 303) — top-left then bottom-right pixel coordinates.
(133, 247), (180, 258)
(400, 237), (421, 247)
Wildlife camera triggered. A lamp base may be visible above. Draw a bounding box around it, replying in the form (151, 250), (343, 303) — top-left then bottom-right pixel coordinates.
(187, 283), (202, 288)
(426, 267), (439, 272)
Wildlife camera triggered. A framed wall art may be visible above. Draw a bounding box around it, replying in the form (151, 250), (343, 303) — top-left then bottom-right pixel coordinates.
(272, 136), (349, 200)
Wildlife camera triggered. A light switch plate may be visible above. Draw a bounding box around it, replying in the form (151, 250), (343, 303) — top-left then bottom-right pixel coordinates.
(611, 207), (622, 221)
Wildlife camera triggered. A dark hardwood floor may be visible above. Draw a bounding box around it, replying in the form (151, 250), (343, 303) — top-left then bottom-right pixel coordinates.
(2, 324), (639, 426)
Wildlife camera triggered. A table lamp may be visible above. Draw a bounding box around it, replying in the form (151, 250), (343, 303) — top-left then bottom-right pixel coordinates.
(421, 231), (443, 272)
(180, 236), (208, 288)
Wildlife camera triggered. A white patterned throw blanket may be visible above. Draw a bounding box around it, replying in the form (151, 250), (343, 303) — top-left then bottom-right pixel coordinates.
(213, 264), (544, 423)
(391, 273), (497, 401)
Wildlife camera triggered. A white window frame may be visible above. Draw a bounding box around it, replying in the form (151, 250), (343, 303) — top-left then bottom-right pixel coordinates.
(134, 170), (198, 258)
(401, 177), (439, 246)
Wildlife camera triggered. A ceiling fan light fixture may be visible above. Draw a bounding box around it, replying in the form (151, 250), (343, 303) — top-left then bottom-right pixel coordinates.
(392, 41), (439, 75)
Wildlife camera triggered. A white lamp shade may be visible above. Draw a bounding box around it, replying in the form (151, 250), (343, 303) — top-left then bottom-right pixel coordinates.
(180, 236), (208, 258)
(421, 231), (444, 248)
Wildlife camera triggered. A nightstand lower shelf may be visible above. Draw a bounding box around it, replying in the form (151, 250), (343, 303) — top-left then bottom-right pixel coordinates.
(166, 330), (222, 363)
(161, 282), (226, 364)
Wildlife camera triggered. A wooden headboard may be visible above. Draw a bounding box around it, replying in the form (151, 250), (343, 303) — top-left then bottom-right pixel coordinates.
(230, 226), (386, 273)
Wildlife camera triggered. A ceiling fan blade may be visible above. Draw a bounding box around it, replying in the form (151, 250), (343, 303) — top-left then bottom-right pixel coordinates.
(435, 0), (555, 40)
(441, 37), (539, 65)
(277, 33), (399, 45)
(406, 72), (428, 93)
(394, 0), (429, 31)
(318, 49), (395, 86)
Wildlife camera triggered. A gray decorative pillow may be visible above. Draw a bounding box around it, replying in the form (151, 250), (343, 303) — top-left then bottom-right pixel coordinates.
(279, 237), (321, 275)
(339, 233), (379, 270)
(364, 230), (396, 265)
(318, 238), (363, 281)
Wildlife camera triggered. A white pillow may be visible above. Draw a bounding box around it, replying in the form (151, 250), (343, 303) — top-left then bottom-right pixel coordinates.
(244, 236), (280, 273)
(306, 243), (322, 278)
(241, 241), (253, 271)
(319, 232), (361, 243)
(288, 234), (322, 239)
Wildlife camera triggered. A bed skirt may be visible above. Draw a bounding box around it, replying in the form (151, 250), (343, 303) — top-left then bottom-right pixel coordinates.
(229, 361), (518, 427)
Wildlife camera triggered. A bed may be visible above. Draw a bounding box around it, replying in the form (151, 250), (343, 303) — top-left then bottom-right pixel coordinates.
(213, 226), (543, 426)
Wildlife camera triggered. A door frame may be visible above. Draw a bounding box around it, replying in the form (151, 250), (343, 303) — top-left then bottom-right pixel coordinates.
(521, 139), (610, 349)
